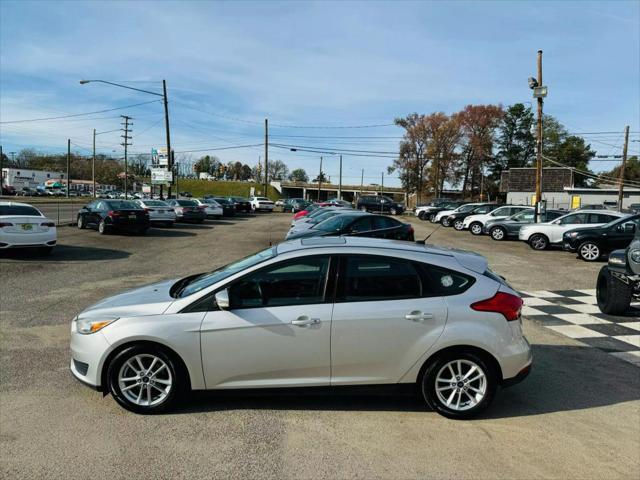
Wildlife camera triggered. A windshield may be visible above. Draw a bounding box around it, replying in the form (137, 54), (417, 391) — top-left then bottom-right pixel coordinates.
(603, 215), (636, 229)
(310, 210), (343, 224)
(458, 204), (478, 213)
(106, 201), (140, 210)
(178, 247), (277, 297)
(0, 205), (43, 216)
(314, 214), (355, 232)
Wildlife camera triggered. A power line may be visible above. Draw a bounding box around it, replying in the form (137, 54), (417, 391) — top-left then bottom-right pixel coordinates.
(0, 99), (162, 124)
(543, 155), (640, 188)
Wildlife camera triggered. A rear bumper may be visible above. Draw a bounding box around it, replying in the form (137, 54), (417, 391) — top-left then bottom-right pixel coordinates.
(0, 231), (57, 248)
(501, 363), (532, 387)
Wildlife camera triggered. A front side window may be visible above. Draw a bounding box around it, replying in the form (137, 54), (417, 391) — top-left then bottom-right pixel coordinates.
(314, 215), (356, 232)
(339, 256), (421, 302)
(350, 217), (373, 233)
(229, 256), (330, 308)
(589, 213), (616, 223)
(373, 216), (399, 230)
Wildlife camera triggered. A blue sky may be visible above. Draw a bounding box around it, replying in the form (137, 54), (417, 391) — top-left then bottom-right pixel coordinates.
(1, 0), (638, 186)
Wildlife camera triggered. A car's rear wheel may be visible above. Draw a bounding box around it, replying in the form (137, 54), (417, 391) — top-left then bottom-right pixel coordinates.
(442, 217), (451, 227)
(98, 220), (109, 235)
(77, 216), (86, 229)
(107, 345), (183, 414)
(470, 222), (483, 235)
(428, 214), (437, 223)
(578, 241), (601, 261)
(453, 219), (465, 231)
(418, 211), (426, 221)
(490, 226), (506, 241)
(596, 266), (632, 315)
(421, 351), (497, 419)
(529, 233), (549, 250)
(360, 206), (367, 212)
(390, 207), (397, 215)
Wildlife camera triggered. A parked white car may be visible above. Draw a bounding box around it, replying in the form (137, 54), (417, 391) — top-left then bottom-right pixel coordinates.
(463, 205), (532, 235)
(519, 209), (625, 250)
(433, 203), (485, 225)
(133, 199), (177, 227)
(250, 196), (275, 212)
(0, 201), (57, 254)
(193, 198), (224, 218)
(69, 236), (531, 419)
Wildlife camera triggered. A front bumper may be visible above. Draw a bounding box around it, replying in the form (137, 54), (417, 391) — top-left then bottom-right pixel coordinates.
(563, 241), (577, 252)
(70, 328), (112, 390)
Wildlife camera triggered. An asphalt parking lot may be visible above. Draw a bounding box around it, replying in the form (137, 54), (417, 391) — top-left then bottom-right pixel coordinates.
(1, 213), (639, 479)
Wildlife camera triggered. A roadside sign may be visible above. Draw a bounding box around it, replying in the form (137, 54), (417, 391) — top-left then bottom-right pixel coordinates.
(157, 147), (169, 167)
(151, 168), (173, 185)
(571, 195), (581, 209)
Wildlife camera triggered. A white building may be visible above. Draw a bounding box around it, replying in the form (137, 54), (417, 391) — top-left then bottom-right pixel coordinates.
(1, 168), (65, 191)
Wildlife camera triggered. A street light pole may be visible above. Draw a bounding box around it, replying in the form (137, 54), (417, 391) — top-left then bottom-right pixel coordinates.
(338, 154), (343, 200)
(534, 50), (544, 222)
(162, 80), (173, 198)
(317, 156), (323, 202)
(618, 125), (630, 211)
(92, 128), (96, 198)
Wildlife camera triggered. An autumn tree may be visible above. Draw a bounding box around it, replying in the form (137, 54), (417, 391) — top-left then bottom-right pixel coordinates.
(424, 113), (463, 197)
(391, 113), (431, 202)
(268, 159), (289, 181)
(289, 168), (309, 182)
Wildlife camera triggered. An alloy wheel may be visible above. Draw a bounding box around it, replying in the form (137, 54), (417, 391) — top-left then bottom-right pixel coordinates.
(435, 359), (487, 412)
(580, 243), (600, 261)
(118, 354), (173, 407)
(491, 227), (505, 240)
(470, 223), (482, 235)
(454, 220), (464, 230)
(529, 234), (548, 250)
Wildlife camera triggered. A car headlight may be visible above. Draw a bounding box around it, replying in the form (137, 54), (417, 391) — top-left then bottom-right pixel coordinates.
(631, 249), (640, 263)
(566, 232), (579, 238)
(75, 317), (118, 334)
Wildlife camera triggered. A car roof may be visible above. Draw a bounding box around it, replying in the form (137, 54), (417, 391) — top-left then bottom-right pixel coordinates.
(275, 237), (488, 273)
(0, 201), (39, 208)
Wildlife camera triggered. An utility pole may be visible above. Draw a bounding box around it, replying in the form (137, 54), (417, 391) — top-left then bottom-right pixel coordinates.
(380, 171), (384, 213)
(534, 50), (544, 222)
(317, 156), (323, 202)
(618, 125), (630, 212)
(338, 154), (343, 200)
(0, 145), (3, 193)
(360, 169), (364, 198)
(92, 129), (96, 198)
(162, 80), (173, 199)
(121, 115), (132, 199)
(66, 139), (71, 198)
(416, 153), (422, 204)
(264, 119), (268, 196)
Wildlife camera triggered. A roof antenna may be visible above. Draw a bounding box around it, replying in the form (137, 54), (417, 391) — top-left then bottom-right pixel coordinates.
(416, 224), (442, 245)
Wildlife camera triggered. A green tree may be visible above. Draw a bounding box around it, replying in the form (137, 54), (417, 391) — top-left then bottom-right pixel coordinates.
(289, 168), (308, 182)
(493, 103), (535, 175)
(268, 159), (289, 181)
(598, 156), (640, 185)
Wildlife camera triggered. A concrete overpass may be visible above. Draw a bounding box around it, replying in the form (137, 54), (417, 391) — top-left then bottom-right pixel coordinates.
(271, 181), (407, 203)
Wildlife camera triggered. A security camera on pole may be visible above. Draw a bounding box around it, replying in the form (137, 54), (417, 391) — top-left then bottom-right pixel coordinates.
(528, 50), (548, 223)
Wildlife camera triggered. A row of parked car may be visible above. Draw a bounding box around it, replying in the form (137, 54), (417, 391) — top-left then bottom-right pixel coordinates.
(0, 195), (276, 255)
(415, 199), (640, 262)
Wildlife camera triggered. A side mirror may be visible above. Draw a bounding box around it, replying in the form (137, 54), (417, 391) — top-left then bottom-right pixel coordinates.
(215, 289), (230, 310)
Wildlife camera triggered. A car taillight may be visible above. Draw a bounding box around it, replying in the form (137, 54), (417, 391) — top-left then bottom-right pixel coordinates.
(407, 225), (414, 234)
(107, 211), (120, 217)
(41, 222), (55, 227)
(0, 222), (14, 227)
(144, 208), (154, 212)
(471, 292), (523, 321)
(198, 205), (207, 209)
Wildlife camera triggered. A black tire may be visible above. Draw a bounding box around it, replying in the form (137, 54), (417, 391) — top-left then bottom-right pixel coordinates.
(578, 241), (601, 262)
(453, 219), (465, 231)
(98, 220), (109, 235)
(38, 246), (53, 256)
(196, 219), (204, 224)
(442, 217), (452, 227)
(528, 233), (549, 251)
(138, 228), (148, 235)
(165, 222), (174, 228)
(469, 222), (483, 236)
(421, 350), (497, 420)
(77, 215), (86, 229)
(490, 226), (507, 241)
(107, 344), (185, 414)
(596, 266), (632, 315)
(428, 213), (437, 223)
(390, 207), (397, 215)
(418, 211), (426, 221)
(360, 206), (367, 212)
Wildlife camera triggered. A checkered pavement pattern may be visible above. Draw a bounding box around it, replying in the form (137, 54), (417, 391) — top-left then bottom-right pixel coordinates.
(521, 289), (640, 367)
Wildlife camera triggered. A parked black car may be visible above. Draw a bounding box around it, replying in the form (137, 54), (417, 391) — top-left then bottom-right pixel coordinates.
(77, 200), (150, 235)
(419, 201), (464, 222)
(484, 209), (564, 241)
(287, 213), (414, 241)
(562, 214), (640, 261)
(211, 197), (236, 217)
(179, 191), (192, 198)
(166, 199), (206, 223)
(226, 196), (252, 213)
(356, 195), (405, 215)
(445, 203), (497, 230)
(595, 229), (640, 314)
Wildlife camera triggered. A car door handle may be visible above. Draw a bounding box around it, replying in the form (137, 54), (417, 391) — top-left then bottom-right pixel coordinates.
(291, 316), (320, 326)
(405, 311), (434, 321)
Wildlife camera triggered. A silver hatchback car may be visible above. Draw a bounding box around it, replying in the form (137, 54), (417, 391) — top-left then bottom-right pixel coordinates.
(70, 237), (531, 419)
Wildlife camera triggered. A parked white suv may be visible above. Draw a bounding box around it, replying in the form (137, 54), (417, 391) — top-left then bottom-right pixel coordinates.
(69, 236), (531, 419)
(464, 205), (531, 235)
(519, 209), (625, 250)
(250, 196), (275, 212)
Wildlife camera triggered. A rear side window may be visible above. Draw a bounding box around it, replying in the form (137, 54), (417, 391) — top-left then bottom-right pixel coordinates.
(416, 263), (476, 296)
(589, 213), (616, 223)
(0, 205), (42, 216)
(339, 256), (421, 302)
(373, 216), (399, 229)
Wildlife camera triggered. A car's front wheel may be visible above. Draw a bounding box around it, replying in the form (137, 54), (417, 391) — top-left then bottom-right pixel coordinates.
(389, 207), (397, 215)
(421, 351), (497, 419)
(107, 345), (183, 414)
(442, 217), (451, 227)
(453, 219), (465, 231)
(490, 226), (506, 241)
(596, 265), (632, 315)
(77, 215), (86, 229)
(578, 241), (601, 261)
(418, 211), (426, 221)
(469, 222), (483, 235)
(528, 233), (549, 250)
